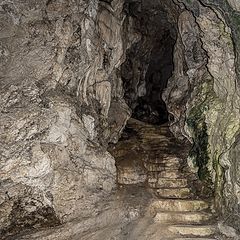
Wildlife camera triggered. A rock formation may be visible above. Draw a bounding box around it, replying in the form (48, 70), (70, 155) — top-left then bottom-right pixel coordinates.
(163, 0), (240, 231)
(0, 0), (240, 238)
(0, 0), (130, 234)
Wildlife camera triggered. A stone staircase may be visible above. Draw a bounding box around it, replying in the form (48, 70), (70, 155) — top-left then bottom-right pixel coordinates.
(149, 197), (217, 239)
(109, 118), (220, 239)
(142, 124), (218, 239)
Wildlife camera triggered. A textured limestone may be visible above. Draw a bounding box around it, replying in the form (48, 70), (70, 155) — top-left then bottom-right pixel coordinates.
(0, 0), (132, 234)
(227, 0), (240, 11)
(1, 0), (240, 237)
(163, 0), (240, 232)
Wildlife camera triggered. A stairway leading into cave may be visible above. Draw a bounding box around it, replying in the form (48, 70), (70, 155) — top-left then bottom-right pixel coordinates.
(109, 118), (219, 240)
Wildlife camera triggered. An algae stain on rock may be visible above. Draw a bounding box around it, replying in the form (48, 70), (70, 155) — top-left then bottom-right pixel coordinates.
(186, 78), (218, 196)
(187, 105), (212, 193)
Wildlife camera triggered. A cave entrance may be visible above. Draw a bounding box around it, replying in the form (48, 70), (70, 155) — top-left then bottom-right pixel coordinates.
(108, 2), (217, 235)
(108, 0), (187, 187)
(121, 1), (178, 125)
(131, 31), (175, 125)
(108, 0), (204, 199)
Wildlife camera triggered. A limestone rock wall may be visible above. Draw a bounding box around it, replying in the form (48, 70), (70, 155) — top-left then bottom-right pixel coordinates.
(164, 0), (240, 231)
(1, 0), (240, 235)
(0, 0), (132, 233)
(227, 0), (240, 11)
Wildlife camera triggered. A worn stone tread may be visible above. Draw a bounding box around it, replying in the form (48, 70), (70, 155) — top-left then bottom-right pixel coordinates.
(148, 157), (182, 163)
(168, 225), (216, 237)
(156, 187), (192, 199)
(154, 211), (213, 224)
(174, 238), (216, 240)
(112, 119), (218, 240)
(144, 163), (181, 171)
(148, 170), (184, 179)
(148, 177), (188, 188)
(150, 199), (210, 212)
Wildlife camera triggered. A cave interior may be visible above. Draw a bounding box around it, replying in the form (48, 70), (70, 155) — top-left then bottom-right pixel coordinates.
(1, 0), (240, 238)
(121, 1), (177, 125)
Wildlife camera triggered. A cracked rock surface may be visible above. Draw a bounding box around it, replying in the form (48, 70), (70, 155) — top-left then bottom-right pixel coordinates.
(1, 0), (240, 238)
(0, 0), (131, 236)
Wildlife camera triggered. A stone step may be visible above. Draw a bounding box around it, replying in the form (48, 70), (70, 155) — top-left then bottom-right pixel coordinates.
(148, 178), (188, 188)
(139, 126), (169, 131)
(145, 165), (180, 172)
(140, 128), (163, 132)
(144, 162), (181, 171)
(174, 238), (216, 240)
(150, 199), (210, 212)
(117, 168), (147, 185)
(155, 188), (192, 199)
(140, 134), (171, 140)
(141, 145), (172, 152)
(169, 225), (216, 237)
(139, 133), (171, 138)
(154, 212), (213, 224)
(141, 140), (173, 145)
(146, 156), (183, 164)
(148, 170), (183, 179)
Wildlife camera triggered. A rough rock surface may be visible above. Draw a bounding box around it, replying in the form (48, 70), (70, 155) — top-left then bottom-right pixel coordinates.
(6, 120), (223, 240)
(164, 0), (240, 232)
(227, 0), (240, 11)
(1, 0), (240, 238)
(0, 0), (132, 235)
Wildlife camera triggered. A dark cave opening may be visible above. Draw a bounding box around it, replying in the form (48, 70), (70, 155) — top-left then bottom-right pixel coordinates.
(132, 31), (175, 125)
(121, 1), (178, 125)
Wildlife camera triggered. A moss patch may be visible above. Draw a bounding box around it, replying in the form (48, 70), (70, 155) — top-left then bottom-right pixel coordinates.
(186, 78), (216, 191)
(188, 119), (210, 180)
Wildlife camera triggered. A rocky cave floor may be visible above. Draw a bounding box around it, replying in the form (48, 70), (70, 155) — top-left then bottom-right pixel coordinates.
(7, 119), (235, 240)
